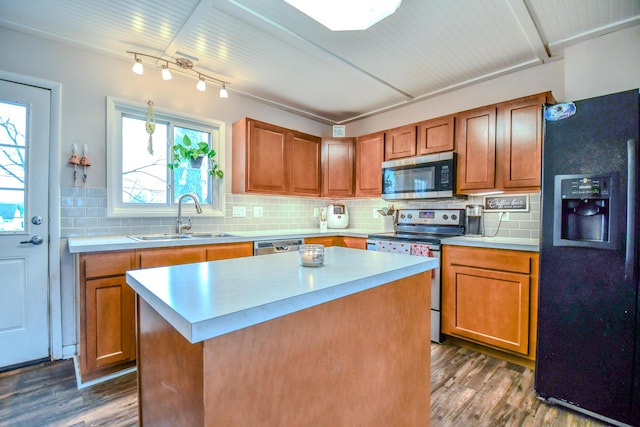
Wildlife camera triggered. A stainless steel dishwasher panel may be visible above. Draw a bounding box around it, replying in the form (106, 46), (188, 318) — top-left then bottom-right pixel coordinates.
(253, 239), (304, 256)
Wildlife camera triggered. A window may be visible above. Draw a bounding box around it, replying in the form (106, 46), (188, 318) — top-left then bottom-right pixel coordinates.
(107, 97), (225, 217)
(0, 101), (26, 232)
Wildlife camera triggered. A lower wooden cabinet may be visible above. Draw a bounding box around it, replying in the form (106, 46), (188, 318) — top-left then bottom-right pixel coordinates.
(442, 245), (538, 361)
(78, 242), (253, 381)
(79, 250), (137, 381)
(341, 236), (367, 250)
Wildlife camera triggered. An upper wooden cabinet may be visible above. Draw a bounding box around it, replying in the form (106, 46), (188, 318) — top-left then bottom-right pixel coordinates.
(497, 93), (549, 189)
(355, 131), (384, 197)
(417, 115), (455, 155)
(384, 124), (417, 160)
(232, 118), (321, 196)
(321, 137), (355, 197)
(456, 106), (497, 191)
(456, 92), (553, 193)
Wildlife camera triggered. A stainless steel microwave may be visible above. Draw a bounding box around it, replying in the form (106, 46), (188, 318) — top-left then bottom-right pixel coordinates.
(381, 152), (460, 200)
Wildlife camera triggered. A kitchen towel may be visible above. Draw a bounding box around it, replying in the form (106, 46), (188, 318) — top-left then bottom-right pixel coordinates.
(411, 243), (435, 278)
(374, 240), (411, 254)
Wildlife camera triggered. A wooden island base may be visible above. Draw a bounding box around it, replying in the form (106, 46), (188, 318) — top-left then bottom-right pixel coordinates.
(137, 272), (431, 426)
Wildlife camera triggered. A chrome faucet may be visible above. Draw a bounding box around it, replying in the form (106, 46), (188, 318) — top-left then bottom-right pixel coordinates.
(176, 193), (203, 234)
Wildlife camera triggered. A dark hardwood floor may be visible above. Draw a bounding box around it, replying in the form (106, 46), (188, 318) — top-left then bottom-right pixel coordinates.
(0, 342), (610, 426)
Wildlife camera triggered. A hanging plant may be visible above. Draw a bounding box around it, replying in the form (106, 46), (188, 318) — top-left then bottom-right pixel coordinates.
(167, 134), (224, 178)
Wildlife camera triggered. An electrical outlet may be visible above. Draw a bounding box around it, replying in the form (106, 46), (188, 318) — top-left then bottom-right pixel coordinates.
(232, 206), (246, 217)
(254, 206), (263, 217)
(373, 208), (380, 218)
(501, 211), (510, 221)
(313, 208), (319, 217)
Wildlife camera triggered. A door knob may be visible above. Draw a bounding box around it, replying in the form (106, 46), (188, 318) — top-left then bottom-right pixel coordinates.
(31, 216), (43, 225)
(20, 235), (44, 245)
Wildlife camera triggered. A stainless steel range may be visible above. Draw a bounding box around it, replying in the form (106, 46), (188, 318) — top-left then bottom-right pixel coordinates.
(367, 208), (465, 343)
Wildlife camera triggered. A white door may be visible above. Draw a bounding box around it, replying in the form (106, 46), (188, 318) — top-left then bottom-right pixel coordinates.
(0, 80), (50, 369)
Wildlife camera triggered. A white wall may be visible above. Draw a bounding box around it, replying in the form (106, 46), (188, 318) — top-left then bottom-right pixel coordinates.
(564, 25), (640, 101)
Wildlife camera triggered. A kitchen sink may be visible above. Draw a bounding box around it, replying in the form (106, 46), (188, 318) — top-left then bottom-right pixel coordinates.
(128, 232), (236, 242)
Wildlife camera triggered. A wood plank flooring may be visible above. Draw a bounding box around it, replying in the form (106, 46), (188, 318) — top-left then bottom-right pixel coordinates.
(0, 342), (610, 426)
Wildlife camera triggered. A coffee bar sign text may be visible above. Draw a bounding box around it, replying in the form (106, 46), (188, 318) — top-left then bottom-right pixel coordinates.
(483, 194), (529, 212)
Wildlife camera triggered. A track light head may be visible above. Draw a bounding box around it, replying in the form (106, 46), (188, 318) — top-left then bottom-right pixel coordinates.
(196, 76), (206, 92)
(132, 57), (144, 75)
(161, 63), (172, 80)
(219, 83), (229, 98)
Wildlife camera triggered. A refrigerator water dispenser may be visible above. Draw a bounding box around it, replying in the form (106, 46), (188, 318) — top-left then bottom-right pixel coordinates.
(553, 173), (617, 250)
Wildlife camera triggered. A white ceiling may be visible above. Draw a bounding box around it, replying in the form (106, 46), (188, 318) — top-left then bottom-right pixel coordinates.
(1, 0), (639, 124)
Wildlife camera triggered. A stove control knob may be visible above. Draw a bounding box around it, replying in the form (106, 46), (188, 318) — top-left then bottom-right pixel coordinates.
(400, 214), (406, 219)
(442, 214), (449, 220)
(407, 214), (413, 219)
(451, 214), (457, 220)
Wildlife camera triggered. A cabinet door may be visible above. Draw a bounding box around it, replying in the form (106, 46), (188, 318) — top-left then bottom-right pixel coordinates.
(355, 132), (384, 197)
(497, 94), (545, 189)
(322, 138), (355, 197)
(417, 115), (455, 155)
(83, 276), (136, 374)
(206, 242), (253, 261)
(442, 265), (531, 355)
(341, 236), (367, 250)
(456, 106), (496, 191)
(247, 120), (289, 194)
(384, 124), (417, 160)
(289, 131), (321, 196)
(139, 246), (207, 268)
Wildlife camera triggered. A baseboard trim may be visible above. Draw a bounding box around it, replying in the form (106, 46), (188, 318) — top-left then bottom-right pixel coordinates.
(72, 355), (137, 389)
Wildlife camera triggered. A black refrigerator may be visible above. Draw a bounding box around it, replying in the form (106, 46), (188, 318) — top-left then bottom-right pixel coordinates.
(536, 88), (640, 426)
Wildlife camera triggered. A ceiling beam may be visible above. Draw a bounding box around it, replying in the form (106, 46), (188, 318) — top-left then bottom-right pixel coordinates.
(507, 0), (551, 61)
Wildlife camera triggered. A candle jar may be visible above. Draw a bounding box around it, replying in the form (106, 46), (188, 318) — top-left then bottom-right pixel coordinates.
(299, 244), (325, 267)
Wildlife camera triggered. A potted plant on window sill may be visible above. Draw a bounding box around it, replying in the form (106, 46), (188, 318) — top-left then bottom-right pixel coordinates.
(168, 134), (224, 178)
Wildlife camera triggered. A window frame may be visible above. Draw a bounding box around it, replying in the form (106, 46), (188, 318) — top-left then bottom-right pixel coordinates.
(106, 96), (225, 217)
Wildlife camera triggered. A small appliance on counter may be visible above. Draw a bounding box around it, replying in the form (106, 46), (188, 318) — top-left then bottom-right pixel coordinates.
(465, 204), (484, 237)
(327, 203), (349, 229)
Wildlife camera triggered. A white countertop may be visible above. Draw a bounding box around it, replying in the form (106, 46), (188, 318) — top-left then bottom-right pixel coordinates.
(441, 235), (539, 252)
(126, 247), (437, 343)
(67, 228), (376, 253)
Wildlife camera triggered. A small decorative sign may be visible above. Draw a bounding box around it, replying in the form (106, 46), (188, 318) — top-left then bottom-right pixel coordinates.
(483, 194), (529, 212)
(332, 125), (346, 137)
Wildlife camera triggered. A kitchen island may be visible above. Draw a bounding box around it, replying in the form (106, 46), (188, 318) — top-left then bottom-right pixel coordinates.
(126, 247), (436, 426)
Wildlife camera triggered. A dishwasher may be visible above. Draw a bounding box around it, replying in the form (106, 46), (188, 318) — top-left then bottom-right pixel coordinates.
(253, 238), (303, 256)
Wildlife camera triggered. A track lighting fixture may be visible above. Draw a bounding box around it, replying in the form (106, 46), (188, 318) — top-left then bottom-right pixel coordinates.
(127, 51), (230, 98)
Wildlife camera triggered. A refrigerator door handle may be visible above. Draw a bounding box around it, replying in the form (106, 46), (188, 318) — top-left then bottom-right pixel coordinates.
(625, 138), (638, 282)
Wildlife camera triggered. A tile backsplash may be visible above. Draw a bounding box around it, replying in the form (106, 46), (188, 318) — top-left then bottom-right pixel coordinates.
(60, 187), (540, 240)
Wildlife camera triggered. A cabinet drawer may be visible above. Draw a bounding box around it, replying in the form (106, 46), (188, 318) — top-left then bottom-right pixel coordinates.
(206, 242), (253, 261)
(82, 251), (137, 279)
(139, 246), (207, 268)
(445, 245), (533, 274)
